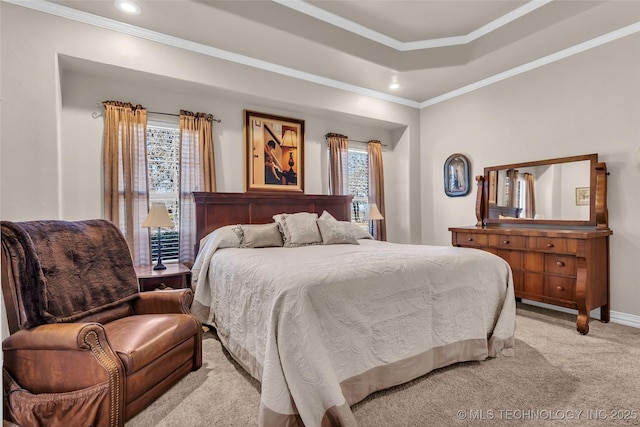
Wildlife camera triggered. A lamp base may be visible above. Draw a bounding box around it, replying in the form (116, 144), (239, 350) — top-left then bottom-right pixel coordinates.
(153, 226), (167, 270)
(153, 262), (167, 271)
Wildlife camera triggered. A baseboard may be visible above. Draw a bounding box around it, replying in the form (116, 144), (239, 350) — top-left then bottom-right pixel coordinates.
(609, 311), (640, 329)
(520, 300), (640, 329)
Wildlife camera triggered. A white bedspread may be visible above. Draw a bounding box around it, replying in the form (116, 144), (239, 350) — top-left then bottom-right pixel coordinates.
(192, 226), (516, 427)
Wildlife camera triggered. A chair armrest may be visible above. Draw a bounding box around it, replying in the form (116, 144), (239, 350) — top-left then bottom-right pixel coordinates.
(133, 288), (194, 315)
(3, 323), (126, 426)
(3, 322), (108, 351)
(2, 323), (125, 395)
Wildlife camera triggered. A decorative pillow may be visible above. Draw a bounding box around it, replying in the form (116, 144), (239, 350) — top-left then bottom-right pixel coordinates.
(318, 210), (373, 240)
(210, 224), (242, 248)
(317, 219), (359, 245)
(273, 212), (322, 247)
(349, 223), (374, 240)
(319, 210), (337, 221)
(235, 223), (284, 248)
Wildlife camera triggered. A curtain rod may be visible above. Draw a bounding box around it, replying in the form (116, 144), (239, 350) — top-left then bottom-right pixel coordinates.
(148, 111), (222, 123)
(93, 103), (221, 123)
(325, 133), (387, 147)
(349, 138), (387, 147)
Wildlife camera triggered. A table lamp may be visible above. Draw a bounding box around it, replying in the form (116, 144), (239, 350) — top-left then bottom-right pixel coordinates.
(142, 202), (174, 270)
(366, 203), (384, 238)
(366, 203), (384, 221)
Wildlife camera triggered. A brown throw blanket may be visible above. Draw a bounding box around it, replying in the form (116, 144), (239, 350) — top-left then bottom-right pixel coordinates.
(1, 219), (139, 329)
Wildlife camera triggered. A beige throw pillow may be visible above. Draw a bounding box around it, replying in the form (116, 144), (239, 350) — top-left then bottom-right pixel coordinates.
(273, 212), (322, 247)
(318, 210), (374, 240)
(317, 219), (359, 245)
(319, 210), (337, 221)
(235, 223), (284, 248)
(349, 223), (374, 240)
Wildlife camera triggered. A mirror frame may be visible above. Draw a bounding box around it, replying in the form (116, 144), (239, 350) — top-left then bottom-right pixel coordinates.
(477, 153), (607, 228)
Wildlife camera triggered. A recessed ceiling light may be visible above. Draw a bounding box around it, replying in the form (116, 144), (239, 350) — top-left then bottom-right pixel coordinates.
(389, 82), (400, 90)
(114, 0), (141, 15)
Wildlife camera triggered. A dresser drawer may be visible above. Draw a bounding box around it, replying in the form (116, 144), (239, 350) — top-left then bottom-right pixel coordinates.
(531, 237), (576, 254)
(455, 232), (488, 246)
(544, 276), (575, 301)
(498, 235), (526, 249)
(545, 254), (576, 276)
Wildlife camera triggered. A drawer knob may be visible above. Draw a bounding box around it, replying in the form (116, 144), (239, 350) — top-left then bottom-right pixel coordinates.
(556, 286), (564, 291)
(547, 242), (554, 248)
(503, 240), (510, 244)
(467, 237), (473, 241)
(556, 261), (565, 267)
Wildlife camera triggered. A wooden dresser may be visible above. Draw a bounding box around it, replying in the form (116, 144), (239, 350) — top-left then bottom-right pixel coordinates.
(450, 154), (611, 334)
(449, 226), (611, 334)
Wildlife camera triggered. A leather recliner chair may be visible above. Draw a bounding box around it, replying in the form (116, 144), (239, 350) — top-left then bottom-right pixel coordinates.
(1, 219), (202, 427)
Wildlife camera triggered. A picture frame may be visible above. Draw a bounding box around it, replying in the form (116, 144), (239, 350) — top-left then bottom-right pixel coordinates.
(444, 153), (471, 197)
(244, 110), (304, 192)
(576, 187), (590, 206)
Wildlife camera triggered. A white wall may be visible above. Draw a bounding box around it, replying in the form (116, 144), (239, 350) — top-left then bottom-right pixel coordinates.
(421, 33), (640, 319)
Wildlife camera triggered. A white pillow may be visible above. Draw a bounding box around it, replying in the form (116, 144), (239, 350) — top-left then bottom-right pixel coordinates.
(349, 223), (374, 240)
(273, 212), (322, 247)
(233, 223), (283, 248)
(317, 219), (359, 245)
(317, 210), (374, 240)
(319, 210), (337, 221)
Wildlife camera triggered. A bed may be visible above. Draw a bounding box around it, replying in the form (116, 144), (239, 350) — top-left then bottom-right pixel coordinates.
(190, 192), (516, 427)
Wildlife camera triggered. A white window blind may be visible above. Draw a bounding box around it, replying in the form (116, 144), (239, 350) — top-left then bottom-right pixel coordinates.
(146, 122), (180, 261)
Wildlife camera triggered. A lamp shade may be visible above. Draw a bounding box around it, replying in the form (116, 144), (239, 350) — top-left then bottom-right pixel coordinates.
(281, 129), (297, 148)
(366, 203), (384, 221)
(142, 203), (174, 228)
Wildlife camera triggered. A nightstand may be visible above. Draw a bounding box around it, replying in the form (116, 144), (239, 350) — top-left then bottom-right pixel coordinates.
(134, 264), (192, 292)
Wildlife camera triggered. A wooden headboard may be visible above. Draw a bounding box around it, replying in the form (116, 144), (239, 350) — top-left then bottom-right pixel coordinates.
(193, 192), (353, 252)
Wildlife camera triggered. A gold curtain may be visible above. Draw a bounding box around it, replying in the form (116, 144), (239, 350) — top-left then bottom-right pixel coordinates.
(326, 133), (349, 195)
(524, 173), (536, 219)
(102, 100), (150, 266)
(179, 110), (216, 265)
(506, 169), (519, 208)
(368, 140), (386, 241)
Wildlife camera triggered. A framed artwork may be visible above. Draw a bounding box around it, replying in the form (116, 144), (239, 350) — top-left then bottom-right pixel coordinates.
(444, 153), (471, 197)
(576, 187), (590, 205)
(244, 110), (304, 192)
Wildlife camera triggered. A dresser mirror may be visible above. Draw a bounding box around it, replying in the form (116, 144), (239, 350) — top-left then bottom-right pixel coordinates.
(480, 153), (604, 227)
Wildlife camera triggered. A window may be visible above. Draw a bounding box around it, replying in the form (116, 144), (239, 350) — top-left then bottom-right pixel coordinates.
(146, 123), (180, 262)
(347, 147), (369, 228)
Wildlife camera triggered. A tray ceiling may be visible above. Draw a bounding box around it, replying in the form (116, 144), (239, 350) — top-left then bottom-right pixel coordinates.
(39, 0), (640, 106)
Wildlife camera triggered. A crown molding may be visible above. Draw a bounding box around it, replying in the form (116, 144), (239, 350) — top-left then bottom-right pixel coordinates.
(274, 0), (553, 51)
(3, 0), (638, 110)
(421, 22), (640, 108)
(4, 0), (421, 108)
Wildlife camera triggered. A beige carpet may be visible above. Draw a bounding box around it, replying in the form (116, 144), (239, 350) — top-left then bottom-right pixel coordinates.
(127, 304), (640, 426)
